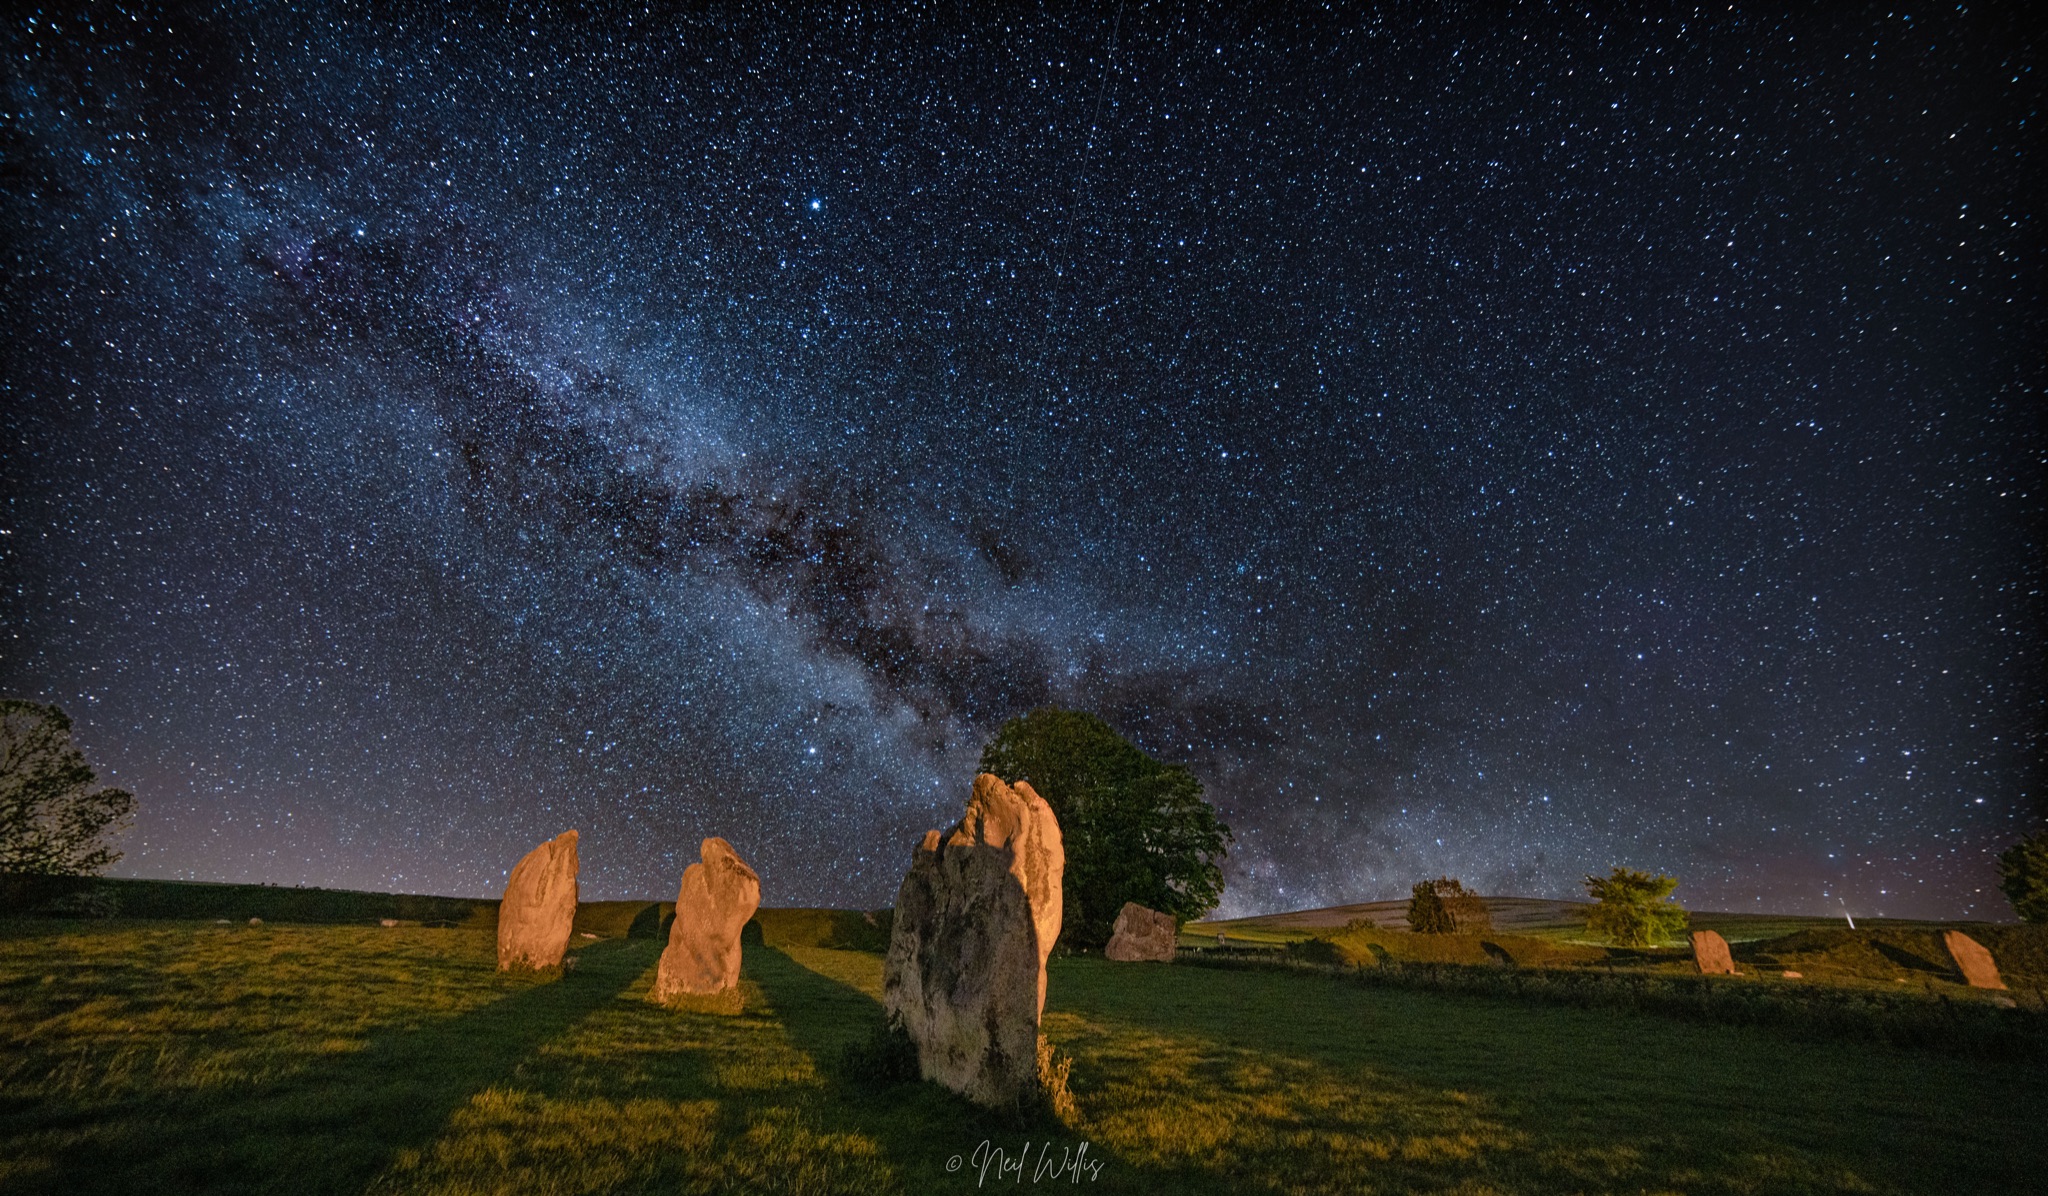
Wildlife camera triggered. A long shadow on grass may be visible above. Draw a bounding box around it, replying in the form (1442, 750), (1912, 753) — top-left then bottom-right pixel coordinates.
(33, 939), (653, 1196)
(745, 946), (1148, 1192)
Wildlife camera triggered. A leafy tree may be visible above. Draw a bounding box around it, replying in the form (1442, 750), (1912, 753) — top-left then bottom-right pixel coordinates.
(1408, 879), (1455, 934)
(1582, 866), (1688, 947)
(1999, 830), (2048, 923)
(1407, 876), (1491, 934)
(0, 700), (135, 876)
(979, 708), (1231, 948)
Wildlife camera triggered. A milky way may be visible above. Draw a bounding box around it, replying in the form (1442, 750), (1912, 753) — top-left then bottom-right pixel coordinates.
(3, 5), (2039, 917)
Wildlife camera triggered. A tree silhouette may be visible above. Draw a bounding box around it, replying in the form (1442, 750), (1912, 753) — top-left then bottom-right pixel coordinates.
(1, 700), (135, 875)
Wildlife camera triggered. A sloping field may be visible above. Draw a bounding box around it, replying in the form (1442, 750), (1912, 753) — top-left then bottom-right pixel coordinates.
(1192, 895), (1592, 941)
(2, 917), (2043, 1194)
(1192, 895), (2002, 946)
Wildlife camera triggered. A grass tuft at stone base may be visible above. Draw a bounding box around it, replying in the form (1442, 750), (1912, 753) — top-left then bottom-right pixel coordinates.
(1035, 1034), (1079, 1128)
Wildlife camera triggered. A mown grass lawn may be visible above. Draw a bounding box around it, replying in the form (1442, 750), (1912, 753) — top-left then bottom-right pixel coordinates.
(2, 918), (2040, 1194)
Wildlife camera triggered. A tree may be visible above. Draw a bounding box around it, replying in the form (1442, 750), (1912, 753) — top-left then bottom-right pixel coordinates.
(978, 708), (1231, 948)
(1582, 866), (1687, 947)
(1999, 830), (2048, 923)
(1407, 876), (1491, 934)
(0, 700), (135, 876)
(1408, 879), (1454, 934)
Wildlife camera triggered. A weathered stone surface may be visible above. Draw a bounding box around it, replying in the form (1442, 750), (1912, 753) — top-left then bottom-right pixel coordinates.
(1942, 930), (2007, 990)
(1104, 902), (1177, 962)
(1691, 929), (1737, 975)
(497, 830), (579, 971)
(883, 773), (1064, 1109)
(653, 837), (762, 1001)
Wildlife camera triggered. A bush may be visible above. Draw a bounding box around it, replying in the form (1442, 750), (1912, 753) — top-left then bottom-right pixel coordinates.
(1286, 937), (1345, 966)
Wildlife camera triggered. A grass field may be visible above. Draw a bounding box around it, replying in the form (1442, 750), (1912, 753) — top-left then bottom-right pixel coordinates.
(3, 917), (2044, 1194)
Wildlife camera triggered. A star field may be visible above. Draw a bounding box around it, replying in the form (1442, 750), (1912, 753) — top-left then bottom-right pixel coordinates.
(2, 4), (2039, 918)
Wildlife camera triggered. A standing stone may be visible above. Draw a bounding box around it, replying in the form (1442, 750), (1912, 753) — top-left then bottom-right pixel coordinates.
(653, 837), (762, 1001)
(884, 773), (1064, 1109)
(1105, 902), (1177, 962)
(497, 830), (579, 972)
(1691, 929), (1737, 976)
(1942, 930), (2007, 990)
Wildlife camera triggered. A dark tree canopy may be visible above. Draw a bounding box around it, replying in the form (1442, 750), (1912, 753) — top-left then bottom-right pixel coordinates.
(0, 700), (136, 876)
(1999, 830), (2048, 923)
(1582, 866), (1688, 947)
(978, 707), (1230, 948)
(1407, 876), (1491, 934)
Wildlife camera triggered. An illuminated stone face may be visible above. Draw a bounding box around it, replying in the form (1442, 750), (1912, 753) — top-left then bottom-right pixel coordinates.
(654, 837), (762, 1000)
(498, 831), (580, 972)
(883, 773), (1064, 1109)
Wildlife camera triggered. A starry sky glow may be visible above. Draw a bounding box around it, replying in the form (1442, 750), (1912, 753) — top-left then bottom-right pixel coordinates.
(3, 4), (2040, 919)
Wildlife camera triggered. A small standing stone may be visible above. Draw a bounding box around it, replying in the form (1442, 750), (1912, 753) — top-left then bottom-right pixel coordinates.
(1941, 930), (2007, 990)
(1690, 929), (1737, 975)
(1104, 902), (1177, 962)
(653, 837), (762, 1001)
(498, 830), (580, 971)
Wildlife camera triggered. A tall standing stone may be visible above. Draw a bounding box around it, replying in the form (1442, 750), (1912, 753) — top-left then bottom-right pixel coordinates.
(884, 773), (1064, 1109)
(1941, 930), (2007, 990)
(1690, 929), (1737, 976)
(1105, 902), (1177, 962)
(498, 830), (579, 971)
(653, 837), (762, 1001)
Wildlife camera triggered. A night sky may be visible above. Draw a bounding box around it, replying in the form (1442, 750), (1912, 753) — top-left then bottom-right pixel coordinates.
(3, 5), (2040, 919)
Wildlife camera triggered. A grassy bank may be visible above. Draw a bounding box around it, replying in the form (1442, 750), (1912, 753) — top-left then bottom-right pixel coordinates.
(0, 873), (498, 926)
(1186, 948), (2048, 1061)
(4, 918), (2044, 1193)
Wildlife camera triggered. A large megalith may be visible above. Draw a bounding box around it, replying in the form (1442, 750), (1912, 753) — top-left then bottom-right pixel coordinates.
(653, 837), (762, 1002)
(1942, 930), (2007, 990)
(1690, 929), (1737, 975)
(1104, 902), (1177, 962)
(884, 773), (1064, 1109)
(498, 830), (579, 971)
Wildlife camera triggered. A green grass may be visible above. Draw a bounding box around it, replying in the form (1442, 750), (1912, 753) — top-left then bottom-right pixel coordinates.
(2, 918), (2043, 1194)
